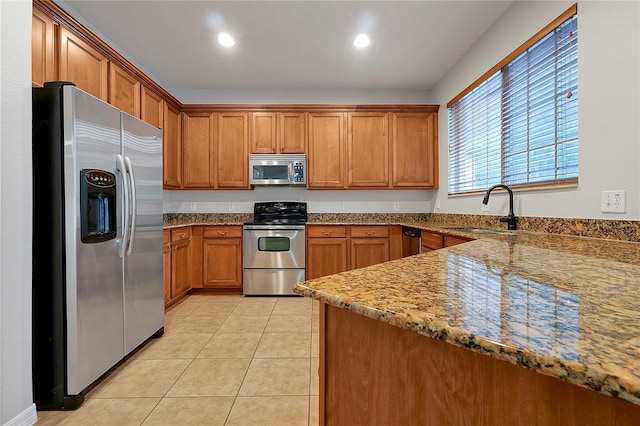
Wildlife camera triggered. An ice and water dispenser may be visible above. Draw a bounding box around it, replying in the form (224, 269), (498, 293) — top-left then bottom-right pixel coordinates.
(80, 169), (116, 243)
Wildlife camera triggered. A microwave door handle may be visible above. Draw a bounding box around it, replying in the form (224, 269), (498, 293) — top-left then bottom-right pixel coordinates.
(288, 162), (293, 183)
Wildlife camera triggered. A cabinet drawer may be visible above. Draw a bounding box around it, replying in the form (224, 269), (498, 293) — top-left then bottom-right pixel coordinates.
(350, 226), (389, 238)
(307, 226), (347, 238)
(421, 231), (444, 250)
(203, 226), (242, 239)
(444, 235), (472, 247)
(170, 227), (191, 242)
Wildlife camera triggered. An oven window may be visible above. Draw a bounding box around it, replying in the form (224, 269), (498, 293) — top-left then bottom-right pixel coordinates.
(258, 236), (290, 252)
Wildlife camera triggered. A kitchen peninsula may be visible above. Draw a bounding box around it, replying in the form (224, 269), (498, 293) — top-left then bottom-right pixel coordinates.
(294, 228), (640, 425)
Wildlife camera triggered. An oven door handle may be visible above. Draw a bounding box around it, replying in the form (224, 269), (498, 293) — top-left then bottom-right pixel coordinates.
(243, 225), (305, 231)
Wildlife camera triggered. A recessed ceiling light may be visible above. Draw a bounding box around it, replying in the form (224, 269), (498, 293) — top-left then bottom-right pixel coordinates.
(217, 32), (235, 47)
(354, 34), (370, 48)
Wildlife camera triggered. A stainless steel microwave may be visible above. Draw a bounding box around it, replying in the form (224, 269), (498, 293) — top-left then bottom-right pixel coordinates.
(249, 154), (307, 186)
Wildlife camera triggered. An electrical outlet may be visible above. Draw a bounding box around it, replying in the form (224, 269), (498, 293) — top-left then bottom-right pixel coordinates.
(338, 202), (344, 211)
(190, 202), (197, 211)
(482, 204), (490, 212)
(601, 190), (626, 213)
(393, 202), (400, 211)
(435, 199), (441, 209)
(228, 202), (235, 211)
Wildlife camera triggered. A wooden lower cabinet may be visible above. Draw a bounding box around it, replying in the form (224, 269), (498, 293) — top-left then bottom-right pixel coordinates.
(320, 303), (640, 425)
(307, 225), (400, 279)
(202, 226), (243, 289)
(307, 226), (349, 280)
(444, 235), (472, 247)
(350, 226), (390, 270)
(163, 227), (191, 307)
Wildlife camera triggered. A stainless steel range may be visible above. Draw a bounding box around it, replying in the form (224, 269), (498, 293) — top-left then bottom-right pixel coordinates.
(243, 202), (307, 295)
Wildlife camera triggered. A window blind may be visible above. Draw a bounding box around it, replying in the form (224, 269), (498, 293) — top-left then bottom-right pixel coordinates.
(448, 7), (578, 195)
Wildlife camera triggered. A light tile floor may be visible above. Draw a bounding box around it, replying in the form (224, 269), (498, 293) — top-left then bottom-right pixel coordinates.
(36, 294), (320, 426)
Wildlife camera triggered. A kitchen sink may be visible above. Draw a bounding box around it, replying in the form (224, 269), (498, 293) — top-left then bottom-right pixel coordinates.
(445, 227), (520, 236)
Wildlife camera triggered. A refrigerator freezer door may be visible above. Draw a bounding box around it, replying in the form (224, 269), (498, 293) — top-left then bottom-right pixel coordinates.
(63, 86), (125, 394)
(121, 113), (164, 355)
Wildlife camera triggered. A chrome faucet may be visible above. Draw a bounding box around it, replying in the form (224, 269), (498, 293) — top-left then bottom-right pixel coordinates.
(482, 184), (517, 230)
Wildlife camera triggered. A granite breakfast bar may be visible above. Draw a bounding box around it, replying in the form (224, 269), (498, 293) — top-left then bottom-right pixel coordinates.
(294, 231), (640, 425)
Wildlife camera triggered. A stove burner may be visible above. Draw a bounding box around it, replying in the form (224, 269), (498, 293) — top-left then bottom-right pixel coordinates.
(250, 201), (307, 225)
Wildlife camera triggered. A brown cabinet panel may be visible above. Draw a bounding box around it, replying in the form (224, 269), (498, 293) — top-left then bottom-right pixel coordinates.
(350, 238), (390, 270)
(163, 230), (171, 306)
(163, 103), (182, 188)
(444, 235), (472, 247)
(347, 113), (389, 187)
(391, 112), (438, 188)
(350, 226), (390, 238)
(279, 112), (306, 153)
(108, 62), (140, 117)
(32, 8), (57, 88)
(182, 112), (215, 188)
(217, 112), (249, 188)
(307, 226), (348, 238)
(170, 228), (191, 300)
(202, 226), (243, 289)
(141, 85), (164, 128)
(250, 112), (277, 154)
(421, 231), (444, 251)
(307, 238), (349, 280)
(307, 112), (346, 188)
(59, 28), (108, 101)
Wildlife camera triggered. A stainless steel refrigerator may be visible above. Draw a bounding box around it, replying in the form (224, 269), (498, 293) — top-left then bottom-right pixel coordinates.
(32, 82), (164, 410)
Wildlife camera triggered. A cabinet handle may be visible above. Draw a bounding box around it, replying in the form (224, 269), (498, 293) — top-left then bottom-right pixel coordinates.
(217, 231), (227, 236)
(321, 231), (332, 236)
(365, 231), (375, 236)
(179, 232), (186, 239)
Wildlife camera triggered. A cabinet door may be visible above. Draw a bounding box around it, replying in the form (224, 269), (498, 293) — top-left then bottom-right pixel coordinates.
(217, 112), (249, 188)
(163, 103), (182, 188)
(183, 112), (215, 188)
(203, 238), (243, 288)
(141, 86), (164, 129)
(171, 236), (191, 299)
(59, 28), (108, 101)
(32, 8), (57, 88)
(163, 231), (171, 306)
(307, 112), (345, 188)
(350, 238), (390, 270)
(108, 63), (141, 117)
(250, 112), (277, 154)
(279, 112), (306, 153)
(347, 112), (389, 187)
(391, 112), (438, 188)
(307, 238), (349, 280)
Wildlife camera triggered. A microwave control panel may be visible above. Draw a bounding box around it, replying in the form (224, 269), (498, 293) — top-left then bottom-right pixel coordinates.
(293, 161), (305, 183)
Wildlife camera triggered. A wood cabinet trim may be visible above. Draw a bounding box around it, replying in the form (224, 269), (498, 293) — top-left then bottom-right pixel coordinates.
(183, 104), (439, 113)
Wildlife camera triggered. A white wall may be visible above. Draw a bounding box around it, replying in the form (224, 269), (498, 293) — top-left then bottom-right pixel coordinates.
(430, 1), (640, 220)
(0, 1), (37, 425)
(164, 188), (432, 214)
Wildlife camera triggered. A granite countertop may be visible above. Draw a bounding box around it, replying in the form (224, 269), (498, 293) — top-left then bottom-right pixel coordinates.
(293, 228), (640, 406)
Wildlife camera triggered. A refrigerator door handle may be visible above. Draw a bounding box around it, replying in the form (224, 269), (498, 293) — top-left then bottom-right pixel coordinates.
(124, 155), (137, 256)
(116, 154), (130, 258)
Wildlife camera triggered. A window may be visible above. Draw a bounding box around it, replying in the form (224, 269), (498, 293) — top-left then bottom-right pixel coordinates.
(448, 6), (578, 195)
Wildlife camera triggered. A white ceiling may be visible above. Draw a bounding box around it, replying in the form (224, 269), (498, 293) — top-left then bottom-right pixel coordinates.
(60, 1), (512, 102)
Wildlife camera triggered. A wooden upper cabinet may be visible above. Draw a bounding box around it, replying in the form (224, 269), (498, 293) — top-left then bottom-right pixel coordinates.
(250, 112), (277, 154)
(391, 112), (438, 188)
(279, 112), (306, 153)
(307, 112), (346, 189)
(217, 112), (249, 188)
(141, 86), (164, 129)
(32, 8), (57, 88)
(163, 102), (182, 188)
(108, 63), (141, 118)
(250, 112), (306, 154)
(182, 112), (215, 188)
(58, 28), (108, 101)
(347, 112), (389, 188)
